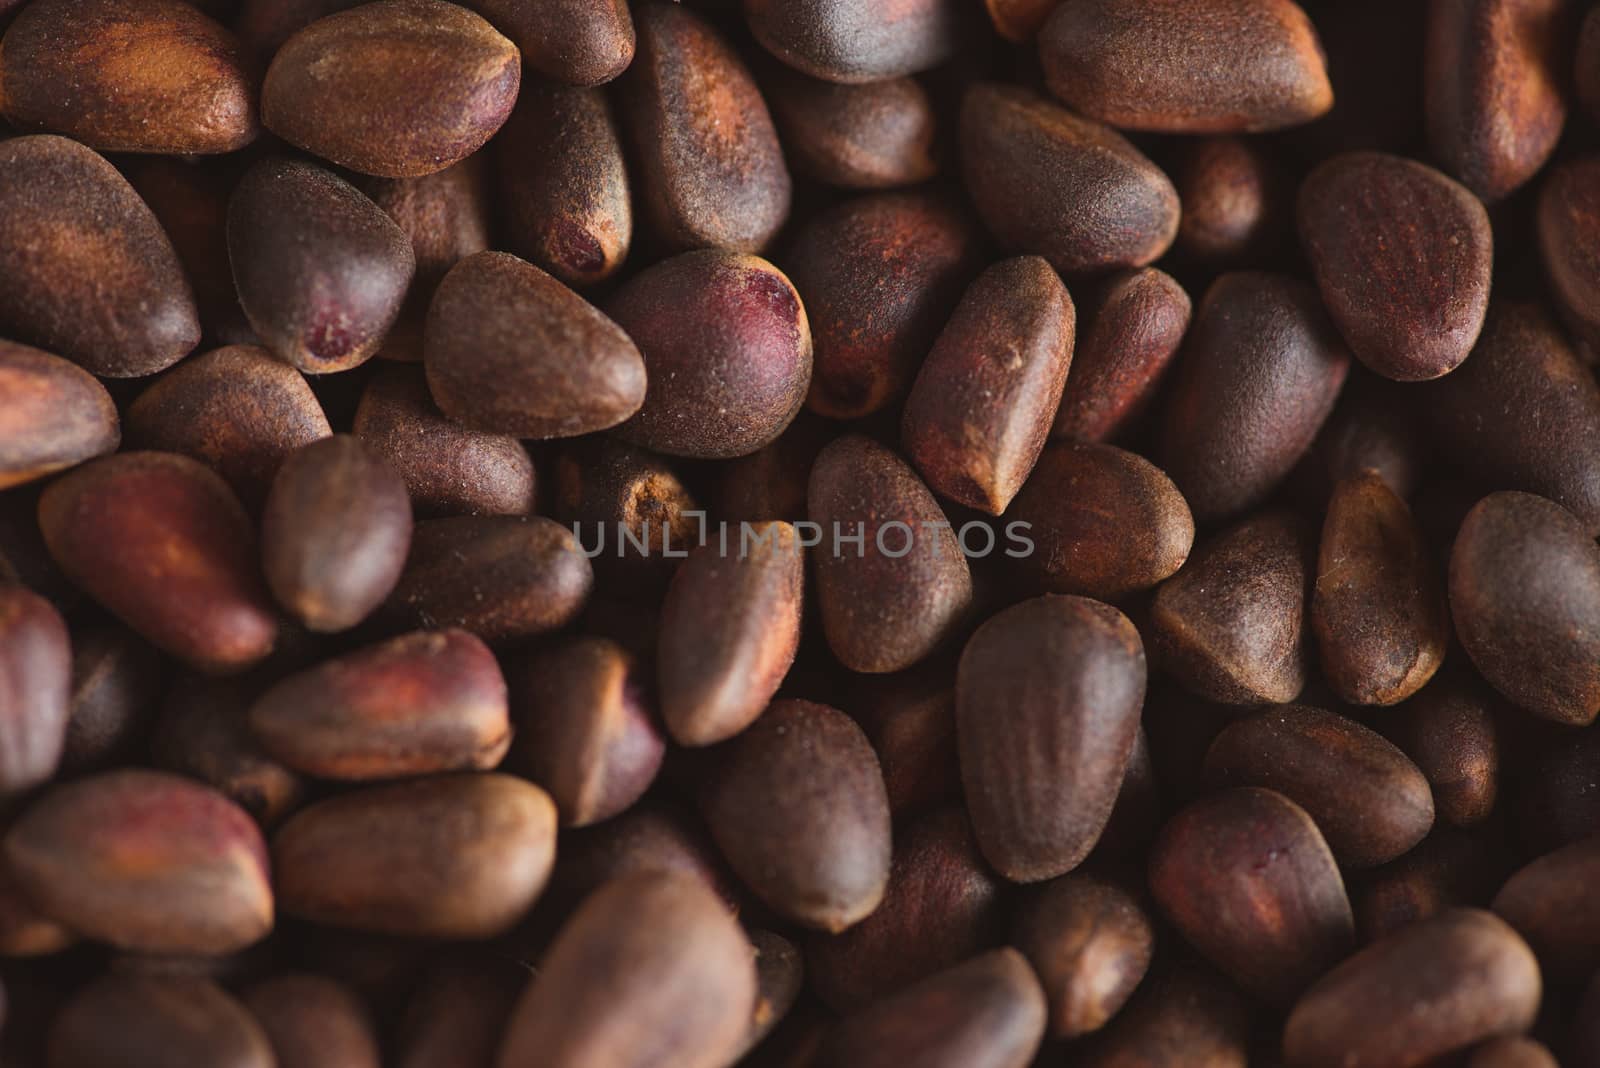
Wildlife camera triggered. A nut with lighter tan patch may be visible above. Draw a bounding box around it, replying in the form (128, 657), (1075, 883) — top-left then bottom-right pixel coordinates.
(38, 452), (278, 674)
(3, 768), (273, 955)
(507, 637), (665, 828)
(250, 629), (510, 781)
(620, 3), (791, 253)
(0, 135), (199, 378)
(272, 772), (556, 939)
(902, 257), (1075, 516)
(0, 0), (259, 154)
(1149, 787), (1355, 1005)
(0, 339), (119, 491)
(261, 0), (520, 179)
(495, 83), (632, 287)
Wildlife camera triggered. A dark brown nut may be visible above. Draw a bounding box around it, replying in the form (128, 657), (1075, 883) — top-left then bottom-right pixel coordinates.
(549, 800), (736, 913)
(1465, 1037), (1559, 1068)
(425, 251), (645, 438)
(743, 0), (962, 83)
(1297, 152), (1492, 381)
(1423, 0), (1568, 202)
(273, 772), (556, 939)
(1039, 0), (1332, 133)
(229, 158), (416, 375)
(38, 452), (278, 673)
(507, 637), (664, 827)
(1052, 268), (1191, 443)
(61, 624), (161, 774)
(605, 250), (811, 459)
(808, 806), (1002, 1011)
(1536, 156), (1600, 358)
(151, 674), (307, 828)
(1157, 272), (1351, 522)
(761, 65), (938, 190)
(1450, 491), (1600, 725)
(702, 699), (891, 932)
(49, 974), (273, 1068)
(1492, 836), (1600, 981)
(383, 516), (594, 642)
(815, 948), (1048, 1068)
(4, 769), (272, 954)
(902, 256), (1075, 515)
(362, 157), (493, 363)
(243, 974), (381, 1068)
(496, 872), (756, 1068)
(251, 629), (510, 781)
(126, 345), (332, 510)
(783, 191), (977, 419)
(1203, 704), (1436, 868)
(984, 0), (1058, 41)
(0, 136), (198, 377)
(1007, 442), (1194, 600)
(1149, 787), (1355, 1004)
(0, 339), (119, 490)
(1283, 909), (1541, 1068)
(848, 666), (959, 815)
(0, 586), (68, 796)
(1421, 303), (1600, 534)
(1012, 872), (1152, 1040)
(1395, 672), (1499, 828)
(495, 84), (631, 288)
(396, 954), (525, 1068)
(1149, 511), (1313, 705)
(739, 930), (806, 1059)
(1311, 471), (1448, 706)
(957, 595), (1146, 883)
(1078, 959), (1251, 1068)
(657, 522), (803, 746)
(262, 0), (520, 178)
(553, 436), (700, 590)
(961, 84), (1180, 274)
(353, 366), (536, 518)
(0, 0), (257, 153)
(262, 435), (412, 633)
(808, 436), (973, 675)
(1172, 136), (1289, 267)
(620, 3), (790, 253)
(1353, 827), (1508, 942)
